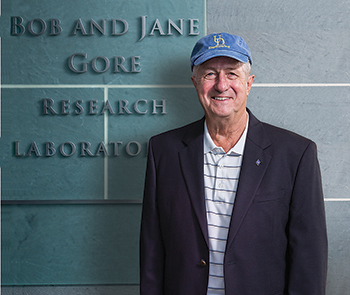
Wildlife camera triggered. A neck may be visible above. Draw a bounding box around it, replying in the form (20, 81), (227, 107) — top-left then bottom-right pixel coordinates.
(206, 111), (248, 153)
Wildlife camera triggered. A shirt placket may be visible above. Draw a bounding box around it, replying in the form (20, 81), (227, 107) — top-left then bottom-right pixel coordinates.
(213, 151), (226, 202)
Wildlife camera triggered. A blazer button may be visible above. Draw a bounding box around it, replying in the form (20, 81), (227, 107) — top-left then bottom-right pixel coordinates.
(200, 259), (207, 266)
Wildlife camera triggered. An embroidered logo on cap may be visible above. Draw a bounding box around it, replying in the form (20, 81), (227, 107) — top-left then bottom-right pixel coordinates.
(209, 34), (230, 49)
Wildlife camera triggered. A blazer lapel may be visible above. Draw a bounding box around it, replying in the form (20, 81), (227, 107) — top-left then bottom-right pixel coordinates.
(178, 118), (209, 246)
(226, 111), (272, 249)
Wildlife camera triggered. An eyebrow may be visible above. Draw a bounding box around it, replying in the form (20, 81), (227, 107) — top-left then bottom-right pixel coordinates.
(201, 66), (241, 73)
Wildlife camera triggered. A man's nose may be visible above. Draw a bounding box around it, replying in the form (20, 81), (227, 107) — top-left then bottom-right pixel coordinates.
(215, 74), (229, 92)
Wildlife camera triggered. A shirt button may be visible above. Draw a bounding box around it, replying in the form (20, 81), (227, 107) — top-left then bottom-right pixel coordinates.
(200, 259), (207, 266)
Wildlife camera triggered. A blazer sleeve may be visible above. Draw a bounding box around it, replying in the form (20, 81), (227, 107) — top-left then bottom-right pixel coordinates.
(286, 141), (328, 294)
(139, 138), (165, 295)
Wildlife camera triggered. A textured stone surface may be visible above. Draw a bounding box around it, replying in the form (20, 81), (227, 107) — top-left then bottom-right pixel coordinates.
(207, 0), (350, 294)
(1, 205), (142, 285)
(1, 285), (139, 295)
(1, 0), (205, 289)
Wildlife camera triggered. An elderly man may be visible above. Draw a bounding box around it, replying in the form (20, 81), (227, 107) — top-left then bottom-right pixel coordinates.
(140, 32), (327, 295)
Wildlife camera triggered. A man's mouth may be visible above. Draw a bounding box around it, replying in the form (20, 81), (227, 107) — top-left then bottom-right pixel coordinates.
(213, 97), (230, 101)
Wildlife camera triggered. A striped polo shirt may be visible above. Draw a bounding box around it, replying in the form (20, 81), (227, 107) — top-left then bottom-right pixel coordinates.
(204, 116), (248, 295)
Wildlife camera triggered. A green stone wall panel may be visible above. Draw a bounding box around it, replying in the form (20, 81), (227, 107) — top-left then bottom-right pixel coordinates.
(1, 204), (141, 285)
(1, 86), (203, 201)
(1, 0), (204, 85)
(1, 0), (205, 201)
(1, 88), (106, 200)
(1, 0), (205, 286)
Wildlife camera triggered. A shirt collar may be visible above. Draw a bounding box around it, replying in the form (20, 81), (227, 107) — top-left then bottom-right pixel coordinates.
(204, 112), (249, 155)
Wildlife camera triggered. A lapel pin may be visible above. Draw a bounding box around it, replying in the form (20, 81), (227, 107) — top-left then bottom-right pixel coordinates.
(255, 159), (261, 166)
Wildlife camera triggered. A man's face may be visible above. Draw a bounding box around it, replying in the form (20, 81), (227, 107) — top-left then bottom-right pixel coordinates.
(191, 56), (254, 122)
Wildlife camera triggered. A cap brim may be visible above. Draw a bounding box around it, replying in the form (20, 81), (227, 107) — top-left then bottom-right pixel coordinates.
(193, 50), (250, 67)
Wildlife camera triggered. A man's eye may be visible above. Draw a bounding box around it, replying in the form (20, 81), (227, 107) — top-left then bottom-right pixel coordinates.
(205, 73), (215, 79)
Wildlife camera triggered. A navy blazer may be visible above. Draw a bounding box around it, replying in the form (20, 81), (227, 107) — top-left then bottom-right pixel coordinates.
(140, 109), (327, 295)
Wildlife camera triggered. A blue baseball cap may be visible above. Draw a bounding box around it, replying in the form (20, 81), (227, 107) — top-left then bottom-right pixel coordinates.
(190, 32), (252, 71)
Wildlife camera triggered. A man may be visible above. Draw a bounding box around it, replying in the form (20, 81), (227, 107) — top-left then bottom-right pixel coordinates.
(140, 32), (327, 295)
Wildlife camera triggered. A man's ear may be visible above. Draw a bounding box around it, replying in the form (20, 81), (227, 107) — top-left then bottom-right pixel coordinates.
(191, 75), (197, 88)
(246, 74), (255, 96)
